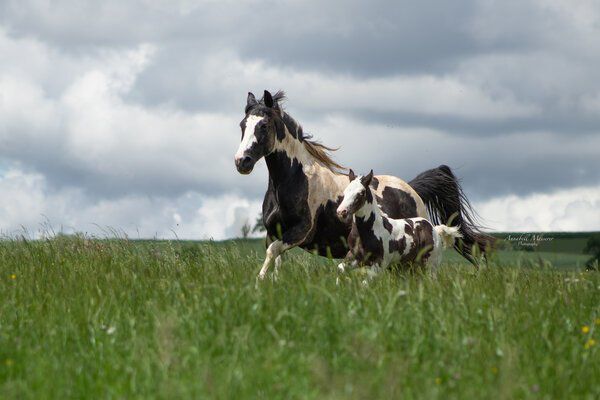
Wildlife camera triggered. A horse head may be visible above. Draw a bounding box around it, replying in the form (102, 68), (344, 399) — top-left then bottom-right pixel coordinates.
(235, 90), (285, 174)
(337, 169), (374, 219)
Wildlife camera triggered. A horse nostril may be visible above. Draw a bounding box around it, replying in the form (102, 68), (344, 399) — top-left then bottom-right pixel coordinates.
(241, 156), (252, 166)
(236, 155), (254, 173)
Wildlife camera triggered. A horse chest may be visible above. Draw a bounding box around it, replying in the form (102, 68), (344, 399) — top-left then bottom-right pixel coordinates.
(352, 214), (385, 264)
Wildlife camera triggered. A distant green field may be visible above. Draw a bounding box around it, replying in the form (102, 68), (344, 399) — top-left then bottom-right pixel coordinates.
(492, 231), (599, 255)
(1, 236), (599, 399)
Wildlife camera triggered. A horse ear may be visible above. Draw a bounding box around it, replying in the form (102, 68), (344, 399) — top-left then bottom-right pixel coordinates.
(264, 90), (274, 108)
(247, 92), (257, 108)
(361, 170), (373, 186)
(348, 169), (356, 181)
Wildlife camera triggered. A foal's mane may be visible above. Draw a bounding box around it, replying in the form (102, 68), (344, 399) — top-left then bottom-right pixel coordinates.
(268, 91), (346, 174)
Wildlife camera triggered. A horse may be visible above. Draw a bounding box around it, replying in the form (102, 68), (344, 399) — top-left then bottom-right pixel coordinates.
(234, 90), (492, 279)
(336, 169), (463, 278)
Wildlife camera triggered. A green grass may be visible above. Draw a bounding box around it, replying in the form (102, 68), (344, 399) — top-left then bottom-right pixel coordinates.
(1, 236), (599, 399)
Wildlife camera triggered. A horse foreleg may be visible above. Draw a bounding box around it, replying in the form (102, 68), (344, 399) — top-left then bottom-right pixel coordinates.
(337, 251), (358, 274)
(336, 258), (359, 285)
(258, 240), (293, 280)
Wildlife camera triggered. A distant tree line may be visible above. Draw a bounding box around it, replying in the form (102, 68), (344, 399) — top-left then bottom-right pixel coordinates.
(584, 233), (600, 270)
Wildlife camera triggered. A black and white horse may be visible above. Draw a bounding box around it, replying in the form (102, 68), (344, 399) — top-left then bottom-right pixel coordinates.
(336, 169), (462, 278)
(234, 90), (491, 279)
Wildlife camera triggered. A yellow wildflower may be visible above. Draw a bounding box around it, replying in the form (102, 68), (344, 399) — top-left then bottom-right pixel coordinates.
(10, 274), (16, 280)
(582, 325), (590, 334)
(5, 359), (13, 367)
(584, 339), (596, 349)
(435, 377), (442, 385)
(595, 318), (600, 326)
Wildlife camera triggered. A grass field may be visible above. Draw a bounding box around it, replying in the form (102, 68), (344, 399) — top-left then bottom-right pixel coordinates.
(1, 236), (599, 399)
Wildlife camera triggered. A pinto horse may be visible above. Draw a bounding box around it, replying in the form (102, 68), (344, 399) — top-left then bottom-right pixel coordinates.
(336, 169), (463, 278)
(234, 90), (492, 279)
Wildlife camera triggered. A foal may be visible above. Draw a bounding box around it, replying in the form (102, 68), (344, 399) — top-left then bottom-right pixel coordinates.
(336, 170), (462, 277)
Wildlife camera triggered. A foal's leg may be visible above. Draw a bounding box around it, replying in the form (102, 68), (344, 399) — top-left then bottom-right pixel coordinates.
(337, 251), (358, 274)
(336, 259), (360, 285)
(258, 240), (293, 280)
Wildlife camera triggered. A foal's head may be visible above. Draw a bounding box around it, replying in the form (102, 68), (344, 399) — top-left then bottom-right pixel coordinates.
(235, 90), (285, 174)
(336, 169), (374, 219)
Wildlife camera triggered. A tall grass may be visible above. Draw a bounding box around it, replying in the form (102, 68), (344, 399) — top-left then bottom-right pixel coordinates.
(1, 236), (598, 399)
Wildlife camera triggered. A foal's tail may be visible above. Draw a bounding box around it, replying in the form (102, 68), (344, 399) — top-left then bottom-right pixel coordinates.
(434, 225), (463, 249)
(409, 165), (495, 265)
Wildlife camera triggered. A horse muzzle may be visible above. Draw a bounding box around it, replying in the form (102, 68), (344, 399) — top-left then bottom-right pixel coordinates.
(235, 155), (255, 174)
(337, 208), (348, 219)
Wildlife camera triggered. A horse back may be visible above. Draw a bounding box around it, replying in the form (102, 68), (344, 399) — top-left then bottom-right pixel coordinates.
(372, 175), (428, 219)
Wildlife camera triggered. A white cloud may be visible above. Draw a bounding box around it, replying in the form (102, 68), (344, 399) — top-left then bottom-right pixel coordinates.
(3, 166), (597, 238)
(1, 1), (600, 239)
(0, 30), (261, 197)
(0, 167), (261, 239)
(475, 185), (600, 231)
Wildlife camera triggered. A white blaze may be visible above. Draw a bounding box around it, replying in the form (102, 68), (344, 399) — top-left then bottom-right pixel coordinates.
(338, 179), (365, 213)
(235, 115), (264, 160)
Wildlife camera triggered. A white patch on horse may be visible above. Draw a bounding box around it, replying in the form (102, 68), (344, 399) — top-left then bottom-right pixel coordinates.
(338, 179), (365, 213)
(273, 128), (349, 243)
(235, 115), (263, 160)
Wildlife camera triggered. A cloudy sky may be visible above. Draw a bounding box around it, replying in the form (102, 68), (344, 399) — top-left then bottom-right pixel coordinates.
(1, 0), (599, 239)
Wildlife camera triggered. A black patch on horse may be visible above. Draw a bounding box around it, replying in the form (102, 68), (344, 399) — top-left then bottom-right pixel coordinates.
(404, 219), (414, 235)
(282, 113), (301, 141)
(389, 236), (407, 254)
(382, 216), (393, 234)
(401, 220), (434, 263)
(263, 150), (312, 246)
(377, 187), (418, 219)
(352, 212), (384, 264)
(306, 196), (350, 257)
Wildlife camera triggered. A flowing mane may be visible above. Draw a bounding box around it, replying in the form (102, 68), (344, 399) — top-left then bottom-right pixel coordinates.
(302, 139), (345, 173)
(269, 91), (346, 174)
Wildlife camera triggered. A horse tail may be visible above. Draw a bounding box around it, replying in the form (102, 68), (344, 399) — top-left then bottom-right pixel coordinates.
(409, 165), (495, 265)
(434, 225), (463, 249)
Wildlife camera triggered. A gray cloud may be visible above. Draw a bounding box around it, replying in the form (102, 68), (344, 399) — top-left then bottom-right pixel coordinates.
(1, 0), (600, 236)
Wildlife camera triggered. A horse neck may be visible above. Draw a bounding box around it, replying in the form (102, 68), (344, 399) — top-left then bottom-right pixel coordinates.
(265, 112), (341, 185)
(273, 112), (311, 162)
(354, 189), (382, 223)
(354, 188), (381, 218)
